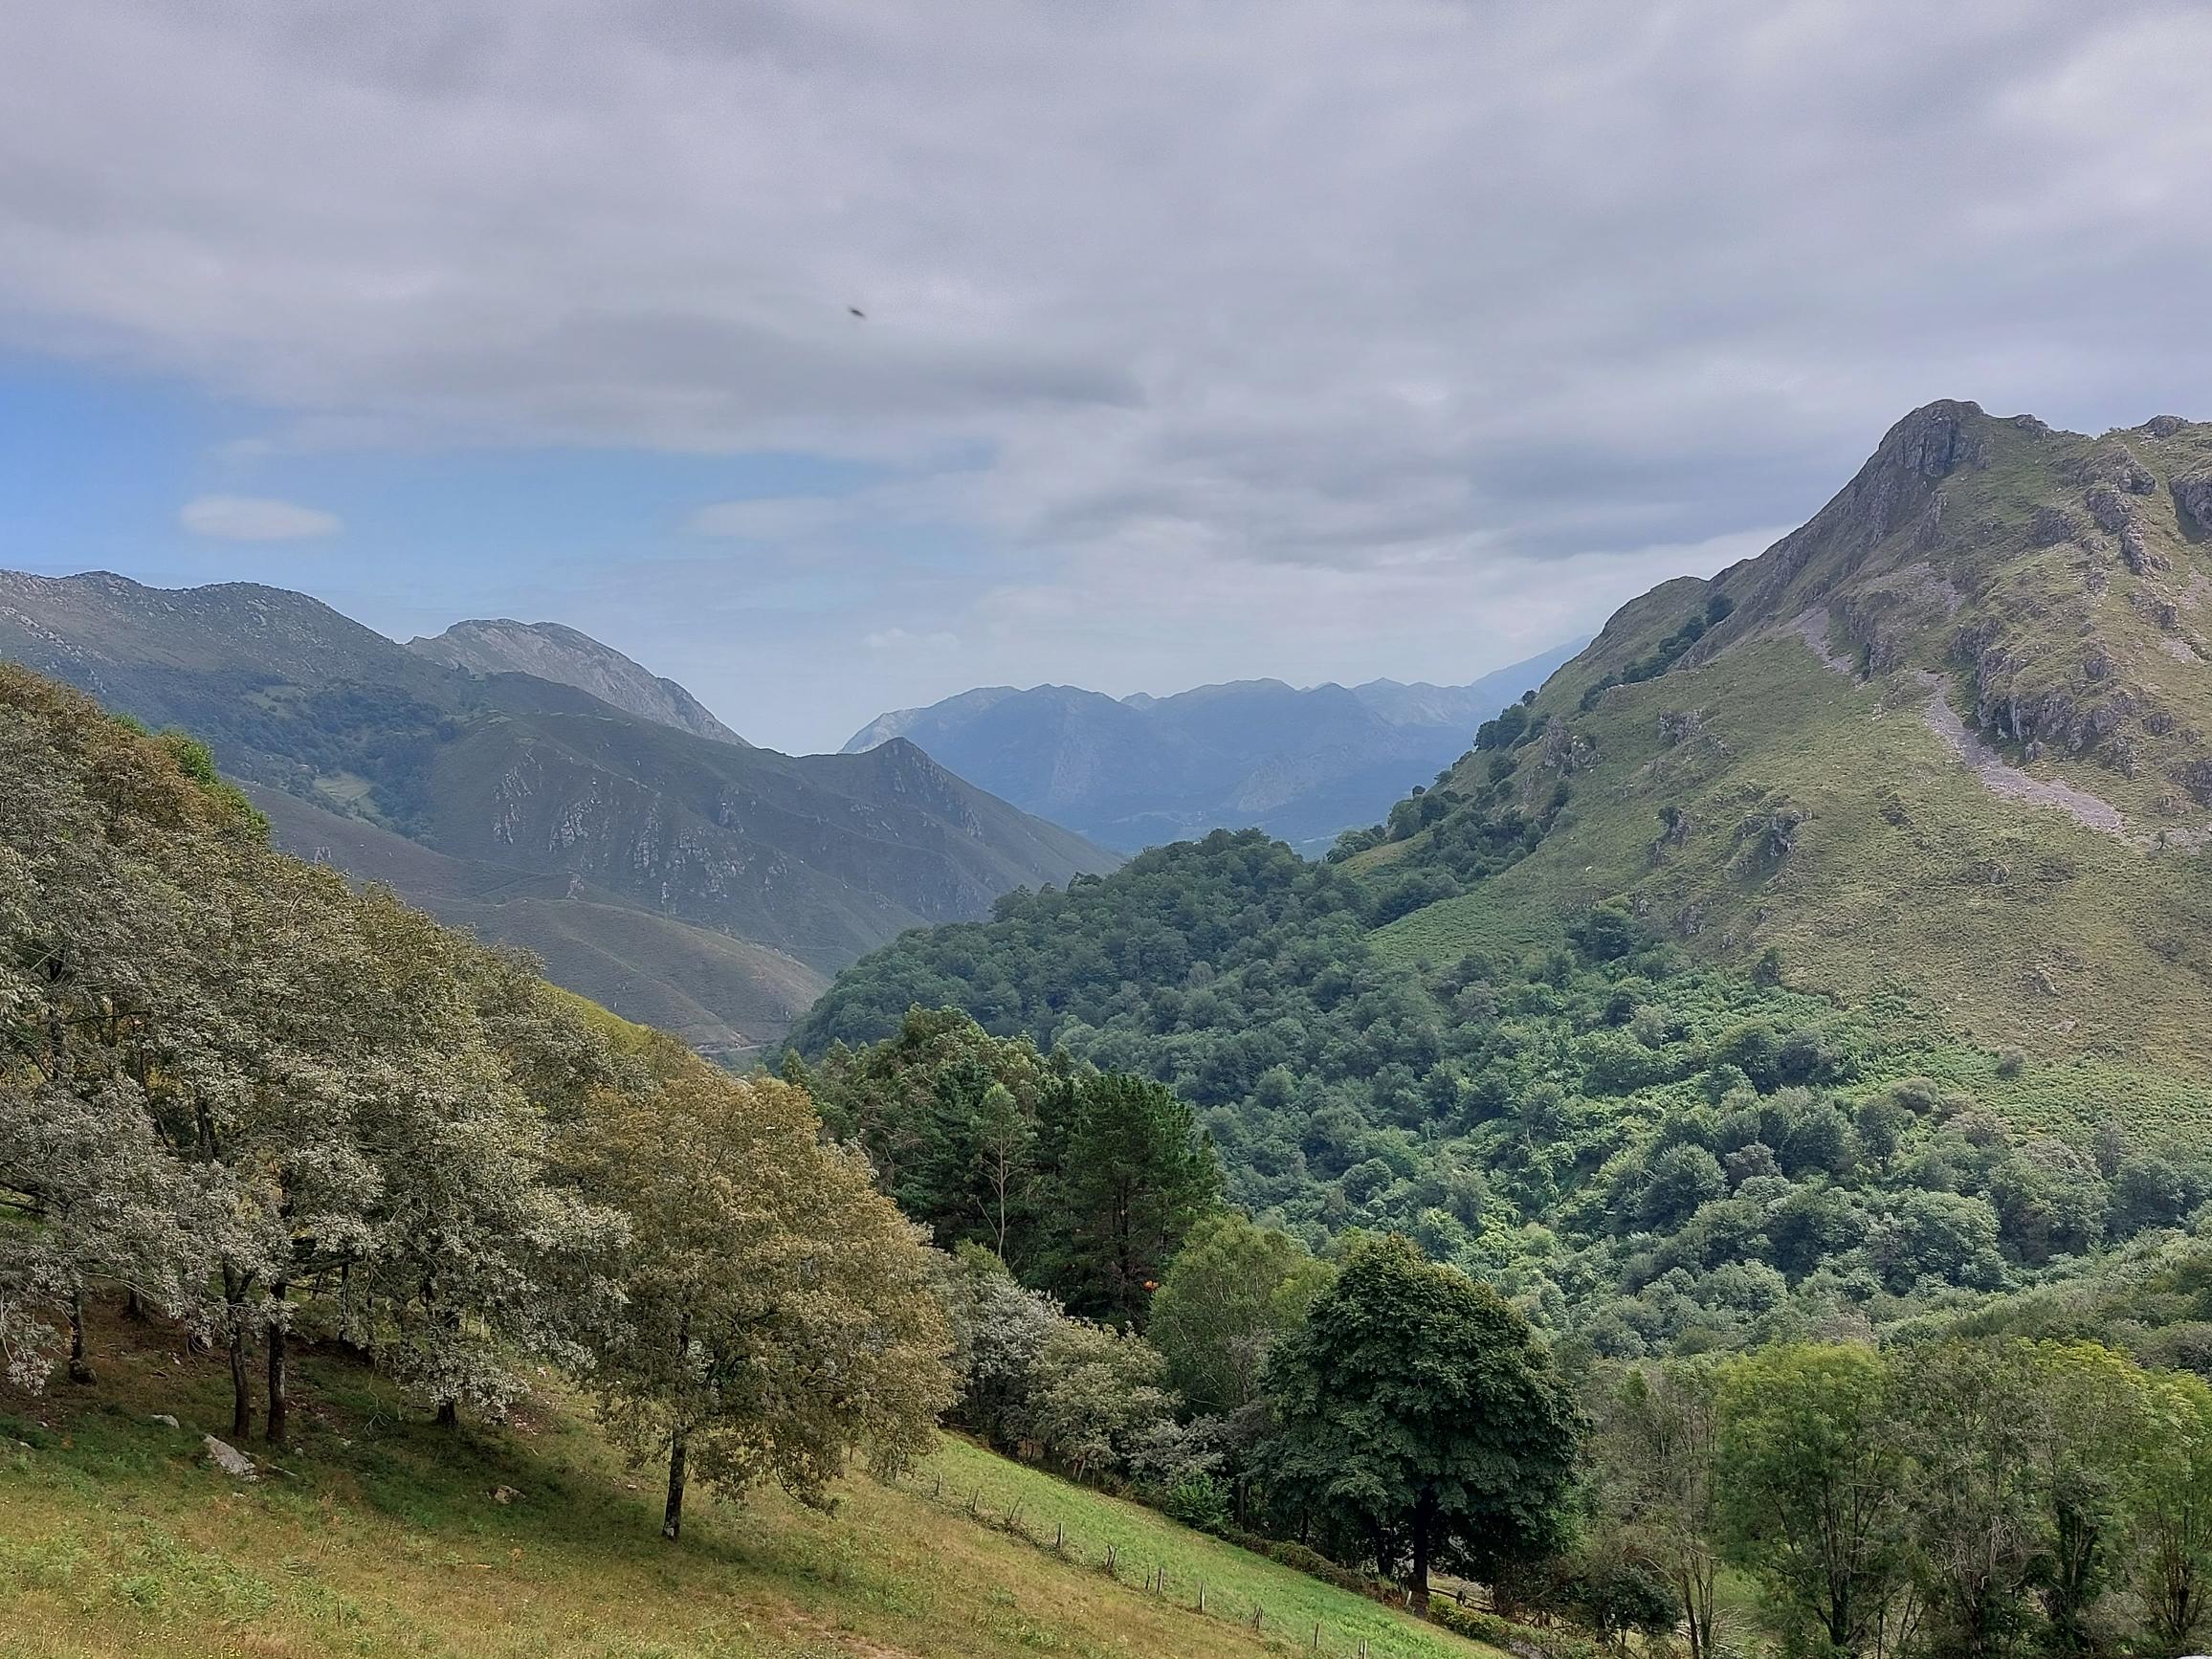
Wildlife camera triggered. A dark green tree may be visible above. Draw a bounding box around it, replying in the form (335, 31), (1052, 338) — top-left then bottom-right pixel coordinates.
(1260, 1233), (1582, 1614)
(1040, 1072), (1222, 1322)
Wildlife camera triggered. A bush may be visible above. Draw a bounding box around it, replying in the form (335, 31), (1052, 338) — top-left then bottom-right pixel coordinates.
(1429, 1601), (1602, 1659)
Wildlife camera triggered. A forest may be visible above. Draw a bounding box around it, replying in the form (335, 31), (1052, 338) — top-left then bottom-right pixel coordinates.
(795, 830), (2212, 1361)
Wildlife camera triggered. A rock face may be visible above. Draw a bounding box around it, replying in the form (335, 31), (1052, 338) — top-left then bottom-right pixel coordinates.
(409, 618), (748, 747)
(2172, 467), (2212, 538)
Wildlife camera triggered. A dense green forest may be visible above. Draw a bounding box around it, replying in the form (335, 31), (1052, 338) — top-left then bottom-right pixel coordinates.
(794, 1001), (2212, 1656)
(795, 830), (2212, 1359)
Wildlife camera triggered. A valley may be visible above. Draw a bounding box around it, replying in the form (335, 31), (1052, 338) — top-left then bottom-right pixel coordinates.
(843, 645), (1581, 855)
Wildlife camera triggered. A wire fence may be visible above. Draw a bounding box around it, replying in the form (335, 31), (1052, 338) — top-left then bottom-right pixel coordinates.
(892, 1465), (1462, 1659)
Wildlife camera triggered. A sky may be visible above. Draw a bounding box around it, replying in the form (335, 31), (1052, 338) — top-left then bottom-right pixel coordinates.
(7, 4), (2212, 753)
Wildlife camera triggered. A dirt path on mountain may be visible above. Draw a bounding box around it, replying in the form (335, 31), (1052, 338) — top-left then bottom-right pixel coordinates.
(1913, 672), (2126, 835)
(1784, 608), (1857, 675)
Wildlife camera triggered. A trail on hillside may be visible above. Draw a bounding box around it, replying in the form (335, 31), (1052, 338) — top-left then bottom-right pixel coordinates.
(1914, 672), (2126, 835)
(1781, 607), (2129, 838)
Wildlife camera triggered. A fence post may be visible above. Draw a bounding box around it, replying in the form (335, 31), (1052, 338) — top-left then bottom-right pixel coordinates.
(1197, 1582), (1206, 1614)
(1053, 1522), (1064, 1553)
(1250, 1605), (1264, 1632)
(1311, 1623), (1321, 1650)
(1105, 1543), (1117, 1578)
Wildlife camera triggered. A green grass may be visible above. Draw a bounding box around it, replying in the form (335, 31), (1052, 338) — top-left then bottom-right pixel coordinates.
(1368, 631), (2212, 1106)
(0, 1305), (1495, 1659)
(910, 1441), (1479, 1658)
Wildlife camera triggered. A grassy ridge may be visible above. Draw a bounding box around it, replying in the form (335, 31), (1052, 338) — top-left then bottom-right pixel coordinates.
(0, 1308), (1491, 1659)
(1370, 633), (2212, 1093)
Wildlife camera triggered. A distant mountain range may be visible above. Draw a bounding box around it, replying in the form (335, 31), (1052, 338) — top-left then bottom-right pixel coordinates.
(842, 647), (1583, 852)
(0, 571), (1113, 1054)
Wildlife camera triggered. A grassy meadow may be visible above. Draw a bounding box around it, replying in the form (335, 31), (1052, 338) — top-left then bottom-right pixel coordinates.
(0, 1305), (1493, 1659)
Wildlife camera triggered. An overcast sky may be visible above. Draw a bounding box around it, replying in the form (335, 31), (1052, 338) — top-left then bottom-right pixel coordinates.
(6, 2), (2212, 751)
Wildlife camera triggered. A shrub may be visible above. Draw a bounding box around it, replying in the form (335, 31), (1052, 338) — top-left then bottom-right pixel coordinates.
(1429, 1601), (1602, 1659)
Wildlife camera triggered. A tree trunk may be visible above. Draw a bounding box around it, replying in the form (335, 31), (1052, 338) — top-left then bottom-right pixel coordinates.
(123, 1288), (149, 1324)
(436, 1397), (459, 1430)
(1409, 1491), (1433, 1618)
(66, 1291), (93, 1384)
(224, 1266), (254, 1437)
(264, 1282), (289, 1447)
(663, 1429), (689, 1542)
(229, 1322), (254, 1437)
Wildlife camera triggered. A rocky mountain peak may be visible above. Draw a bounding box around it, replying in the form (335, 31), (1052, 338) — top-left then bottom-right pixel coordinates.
(409, 618), (748, 747)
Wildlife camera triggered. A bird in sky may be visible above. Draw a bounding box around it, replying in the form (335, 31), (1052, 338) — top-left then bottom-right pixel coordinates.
(848, 305), (867, 320)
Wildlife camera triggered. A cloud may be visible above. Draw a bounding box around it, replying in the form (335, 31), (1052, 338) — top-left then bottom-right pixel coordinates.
(12, 2), (2212, 743)
(178, 495), (342, 542)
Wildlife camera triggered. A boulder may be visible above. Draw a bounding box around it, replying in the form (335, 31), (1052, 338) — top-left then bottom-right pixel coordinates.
(203, 1434), (257, 1481)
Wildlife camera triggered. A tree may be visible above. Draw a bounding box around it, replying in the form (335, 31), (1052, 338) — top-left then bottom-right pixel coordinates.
(2130, 1368), (2212, 1651)
(1150, 1213), (1333, 1521)
(2025, 1339), (2156, 1657)
(1148, 1213), (1333, 1418)
(1888, 1341), (2046, 1659)
(1716, 1342), (1910, 1657)
(940, 1243), (1064, 1449)
(1040, 1072), (1223, 1322)
(1261, 1233), (1581, 1614)
(809, 1007), (1055, 1268)
(584, 1051), (955, 1541)
(1026, 1318), (1178, 1483)
(1592, 1357), (1724, 1658)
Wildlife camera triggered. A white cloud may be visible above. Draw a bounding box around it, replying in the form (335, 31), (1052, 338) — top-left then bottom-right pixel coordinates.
(178, 495), (342, 542)
(11, 2), (2212, 743)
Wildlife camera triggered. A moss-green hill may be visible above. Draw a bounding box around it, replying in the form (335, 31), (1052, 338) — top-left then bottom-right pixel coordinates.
(1367, 402), (2212, 1076)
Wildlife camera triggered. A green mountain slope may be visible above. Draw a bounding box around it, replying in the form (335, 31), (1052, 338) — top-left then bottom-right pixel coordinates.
(1364, 401), (2212, 1074)
(246, 784), (827, 1058)
(0, 569), (1115, 1049)
(0, 1306), (1490, 1659)
(796, 404), (2212, 1356)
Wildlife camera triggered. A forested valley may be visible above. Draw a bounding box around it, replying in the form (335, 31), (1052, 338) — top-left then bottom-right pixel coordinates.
(12, 636), (2210, 1658)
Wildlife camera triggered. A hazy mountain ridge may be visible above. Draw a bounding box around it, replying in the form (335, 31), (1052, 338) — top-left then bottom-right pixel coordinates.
(841, 644), (1582, 852)
(0, 569), (1113, 1051)
(409, 616), (750, 747)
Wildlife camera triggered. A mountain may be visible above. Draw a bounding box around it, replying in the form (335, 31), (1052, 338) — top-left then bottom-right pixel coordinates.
(0, 570), (1116, 1053)
(795, 400), (2212, 1363)
(840, 643), (1582, 853)
(408, 617), (750, 746)
(1365, 399), (2212, 1073)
